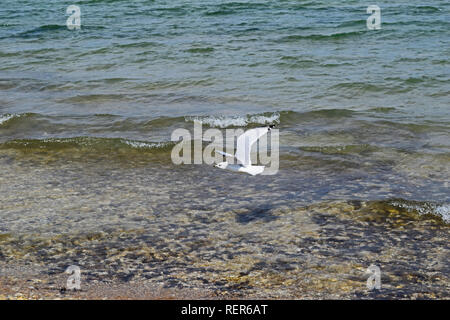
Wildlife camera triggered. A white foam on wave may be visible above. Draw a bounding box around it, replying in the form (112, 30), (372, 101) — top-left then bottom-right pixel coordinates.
(248, 113), (280, 125)
(434, 204), (450, 223)
(390, 201), (450, 223)
(0, 114), (16, 125)
(186, 112), (280, 128)
(122, 139), (171, 149)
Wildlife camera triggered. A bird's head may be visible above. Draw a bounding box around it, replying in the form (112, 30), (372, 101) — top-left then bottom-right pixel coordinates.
(214, 161), (228, 169)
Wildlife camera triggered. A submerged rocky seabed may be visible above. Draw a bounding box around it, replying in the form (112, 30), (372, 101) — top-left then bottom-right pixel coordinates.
(0, 200), (448, 299)
(0, 150), (448, 299)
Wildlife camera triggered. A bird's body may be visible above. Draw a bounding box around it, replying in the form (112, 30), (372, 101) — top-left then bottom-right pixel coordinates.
(214, 126), (272, 176)
(215, 162), (266, 176)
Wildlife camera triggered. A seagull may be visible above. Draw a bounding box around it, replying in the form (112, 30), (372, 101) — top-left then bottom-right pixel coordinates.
(214, 126), (273, 176)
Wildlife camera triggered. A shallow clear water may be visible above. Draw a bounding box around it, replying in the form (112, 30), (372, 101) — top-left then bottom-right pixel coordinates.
(0, 0), (449, 298)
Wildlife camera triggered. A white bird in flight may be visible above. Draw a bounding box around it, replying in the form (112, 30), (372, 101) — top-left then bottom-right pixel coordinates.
(214, 126), (273, 176)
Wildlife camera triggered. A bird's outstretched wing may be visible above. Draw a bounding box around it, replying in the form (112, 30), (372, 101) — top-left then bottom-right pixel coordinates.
(235, 127), (270, 166)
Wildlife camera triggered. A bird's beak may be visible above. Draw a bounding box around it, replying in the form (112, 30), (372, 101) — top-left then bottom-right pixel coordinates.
(214, 164), (218, 168)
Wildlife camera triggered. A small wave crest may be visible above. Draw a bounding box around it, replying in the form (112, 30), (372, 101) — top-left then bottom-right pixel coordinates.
(0, 137), (174, 153)
(389, 200), (450, 223)
(185, 112), (280, 128)
(0, 114), (21, 126)
(278, 30), (365, 42)
(121, 139), (173, 150)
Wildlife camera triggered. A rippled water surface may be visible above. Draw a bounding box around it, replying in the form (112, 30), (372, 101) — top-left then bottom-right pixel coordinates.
(0, 0), (449, 298)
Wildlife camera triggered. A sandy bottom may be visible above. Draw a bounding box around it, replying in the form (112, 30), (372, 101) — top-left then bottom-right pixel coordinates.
(0, 268), (213, 300)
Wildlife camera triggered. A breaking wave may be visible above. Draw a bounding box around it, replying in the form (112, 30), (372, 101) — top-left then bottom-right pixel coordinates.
(0, 114), (20, 126)
(185, 112), (281, 128)
(389, 200), (450, 223)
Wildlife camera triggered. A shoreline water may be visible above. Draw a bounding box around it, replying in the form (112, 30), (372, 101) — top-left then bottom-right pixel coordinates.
(1, 199), (448, 300)
(1, 0), (449, 300)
